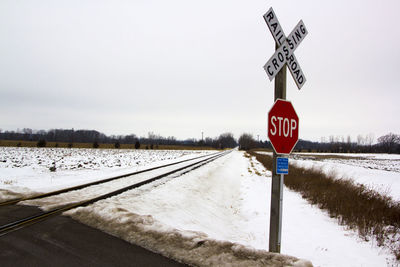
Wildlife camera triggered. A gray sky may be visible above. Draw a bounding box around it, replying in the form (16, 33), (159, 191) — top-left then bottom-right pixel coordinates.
(1, 0), (399, 142)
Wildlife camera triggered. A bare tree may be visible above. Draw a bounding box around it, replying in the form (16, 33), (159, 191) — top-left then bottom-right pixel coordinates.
(345, 135), (352, 152)
(377, 133), (400, 153)
(366, 133), (375, 146)
(238, 133), (256, 150)
(357, 134), (365, 146)
(217, 132), (237, 149)
(22, 128), (33, 134)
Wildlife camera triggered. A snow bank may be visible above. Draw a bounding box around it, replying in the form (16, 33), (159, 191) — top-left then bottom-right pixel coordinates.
(66, 206), (311, 267)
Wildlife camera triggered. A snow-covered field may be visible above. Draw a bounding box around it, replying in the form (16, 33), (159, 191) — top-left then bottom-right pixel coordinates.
(0, 147), (213, 202)
(293, 152), (400, 173)
(1, 147), (398, 266)
(291, 152), (400, 202)
(257, 151), (400, 202)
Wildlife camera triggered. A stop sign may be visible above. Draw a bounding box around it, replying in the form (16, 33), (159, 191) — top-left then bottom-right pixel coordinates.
(268, 99), (299, 154)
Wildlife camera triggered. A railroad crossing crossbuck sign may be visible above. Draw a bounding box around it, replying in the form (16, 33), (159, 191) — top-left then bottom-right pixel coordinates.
(263, 8), (308, 89)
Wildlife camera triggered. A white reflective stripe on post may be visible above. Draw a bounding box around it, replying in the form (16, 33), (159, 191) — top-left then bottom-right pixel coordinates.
(277, 173), (284, 249)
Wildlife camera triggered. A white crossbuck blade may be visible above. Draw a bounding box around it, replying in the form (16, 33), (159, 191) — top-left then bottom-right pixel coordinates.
(263, 8), (308, 89)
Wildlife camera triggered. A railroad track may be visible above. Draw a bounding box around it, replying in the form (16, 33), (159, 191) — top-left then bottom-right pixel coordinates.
(0, 150), (223, 207)
(0, 150), (231, 236)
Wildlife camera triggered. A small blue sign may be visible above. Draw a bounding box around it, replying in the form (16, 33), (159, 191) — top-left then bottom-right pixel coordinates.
(276, 157), (289, 175)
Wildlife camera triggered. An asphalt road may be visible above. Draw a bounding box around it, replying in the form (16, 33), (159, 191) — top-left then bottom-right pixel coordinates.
(0, 205), (186, 267)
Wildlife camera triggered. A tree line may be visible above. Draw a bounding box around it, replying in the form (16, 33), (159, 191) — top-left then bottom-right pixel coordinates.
(1, 128), (399, 153)
(0, 128), (238, 149)
(238, 132), (400, 154)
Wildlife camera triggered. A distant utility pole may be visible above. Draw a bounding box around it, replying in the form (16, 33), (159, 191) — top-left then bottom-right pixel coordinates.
(258, 135), (260, 142)
(201, 131), (204, 141)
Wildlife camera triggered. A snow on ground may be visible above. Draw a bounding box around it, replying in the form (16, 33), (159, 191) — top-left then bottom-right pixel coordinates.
(2, 148), (396, 265)
(294, 152), (400, 161)
(62, 151), (395, 266)
(65, 151), (310, 266)
(282, 187), (395, 266)
(292, 159), (400, 202)
(20, 155), (220, 211)
(0, 147), (213, 202)
(257, 151), (400, 202)
(293, 152), (400, 173)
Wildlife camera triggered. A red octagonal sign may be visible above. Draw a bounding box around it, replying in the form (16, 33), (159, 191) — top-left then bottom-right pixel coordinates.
(268, 99), (299, 155)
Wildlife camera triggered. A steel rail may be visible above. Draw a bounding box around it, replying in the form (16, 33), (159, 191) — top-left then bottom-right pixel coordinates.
(0, 150), (231, 236)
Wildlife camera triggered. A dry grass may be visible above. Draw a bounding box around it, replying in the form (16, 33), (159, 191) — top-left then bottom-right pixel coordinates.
(252, 148), (274, 153)
(2, 179), (16, 185)
(250, 151), (400, 260)
(254, 169), (262, 176)
(245, 153), (262, 176)
(0, 140), (216, 151)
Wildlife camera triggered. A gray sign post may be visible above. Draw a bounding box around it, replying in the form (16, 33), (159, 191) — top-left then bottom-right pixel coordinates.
(263, 7), (307, 253)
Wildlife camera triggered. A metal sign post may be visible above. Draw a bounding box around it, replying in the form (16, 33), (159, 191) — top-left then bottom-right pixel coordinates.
(275, 156), (288, 250)
(269, 49), (286, 253)
(263, 7), (307, 253)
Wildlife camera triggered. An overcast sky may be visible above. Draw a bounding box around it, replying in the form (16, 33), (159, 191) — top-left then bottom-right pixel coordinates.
(1, 0), (399, 142)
